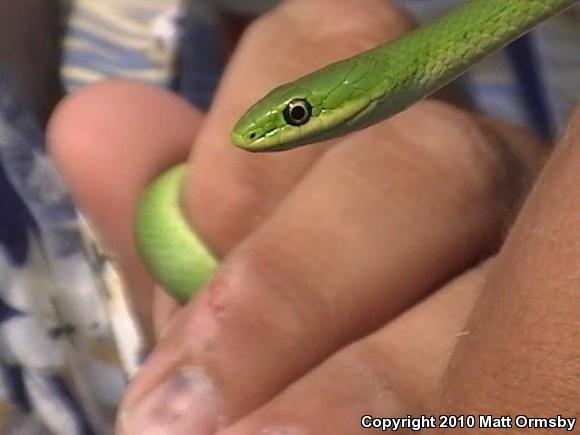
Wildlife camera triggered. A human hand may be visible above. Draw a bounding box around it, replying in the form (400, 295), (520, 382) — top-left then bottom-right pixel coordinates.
(48, 0), (578, 433)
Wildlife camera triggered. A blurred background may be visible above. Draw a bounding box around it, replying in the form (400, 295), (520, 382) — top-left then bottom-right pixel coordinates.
(0, 1), (578, 434)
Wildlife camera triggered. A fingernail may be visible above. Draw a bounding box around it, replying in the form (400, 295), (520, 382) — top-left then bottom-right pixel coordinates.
(121, 368), (223, 435)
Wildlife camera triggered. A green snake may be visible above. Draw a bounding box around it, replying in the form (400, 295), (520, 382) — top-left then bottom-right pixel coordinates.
(135, 0), (577, 303)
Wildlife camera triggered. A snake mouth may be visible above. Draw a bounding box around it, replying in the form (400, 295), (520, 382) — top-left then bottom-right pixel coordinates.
(231, 128), (269, 151)
(231, 128), (294, 152)
(234, 140), (300, 153)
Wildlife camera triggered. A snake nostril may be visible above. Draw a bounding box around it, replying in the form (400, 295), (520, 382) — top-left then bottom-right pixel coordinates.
(249, 132), (256, 140)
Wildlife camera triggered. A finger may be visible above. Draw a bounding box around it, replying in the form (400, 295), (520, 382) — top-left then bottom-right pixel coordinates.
(117, 100), (545, 435)
(430, 107), (580, 426)
(47, 80), (203, 334)
(217, 261), (491, 435)
(186, 0), (415, 254)
(152, 288), (181, 339)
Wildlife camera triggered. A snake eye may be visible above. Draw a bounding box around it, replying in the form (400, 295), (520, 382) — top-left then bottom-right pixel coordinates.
(283, 99), (312, 126)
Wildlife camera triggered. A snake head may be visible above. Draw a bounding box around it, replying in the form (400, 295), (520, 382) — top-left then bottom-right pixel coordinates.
(231, 59), (374, 152)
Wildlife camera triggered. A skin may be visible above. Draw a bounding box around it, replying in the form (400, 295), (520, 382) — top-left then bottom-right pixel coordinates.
(47, 0), (580, 434)
(136, 0), (577, 303)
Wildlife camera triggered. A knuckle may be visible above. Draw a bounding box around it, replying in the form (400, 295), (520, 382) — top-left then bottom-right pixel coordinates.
(299, 0), (412, 44)
(399, 101), (528, 203)
(203, 241), (338, 353)
(242, 0), (412, 67)
(323, 100), (520, 207)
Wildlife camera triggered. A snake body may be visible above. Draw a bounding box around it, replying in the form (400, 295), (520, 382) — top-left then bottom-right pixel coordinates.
(136, 0), (577, 302)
